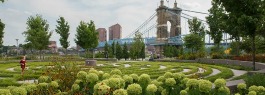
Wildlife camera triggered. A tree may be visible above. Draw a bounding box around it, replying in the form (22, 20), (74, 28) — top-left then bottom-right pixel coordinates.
(0, 0), (4, 3)
(55, 17), (70, 55)
(104, 42), (109, 58)
(130, 31), (144, 60)
(23, 15), (52, 60)
(111, 41), (115, 58)
(0, 19), (4, 47)
(123, 42), (129, 60)
(188, 17), (206, 39)
(206, 0), (225, 48)
(215, 0), (265, 70)
(115, 42), (123, 60)
(183, 34), (204, 53)
(75, 21), (98, 59)
(140, 44), (145, 61)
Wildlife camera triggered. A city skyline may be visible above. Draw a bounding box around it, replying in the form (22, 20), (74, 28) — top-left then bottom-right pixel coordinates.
(0, 0), (211, 47)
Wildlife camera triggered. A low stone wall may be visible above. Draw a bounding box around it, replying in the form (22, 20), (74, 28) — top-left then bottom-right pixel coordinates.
(197, 58), (265, 70)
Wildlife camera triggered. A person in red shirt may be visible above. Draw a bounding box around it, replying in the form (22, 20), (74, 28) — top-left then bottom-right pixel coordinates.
(20, 56), (26, 75)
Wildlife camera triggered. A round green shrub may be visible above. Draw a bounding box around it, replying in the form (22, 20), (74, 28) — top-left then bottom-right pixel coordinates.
(248, 91), (257, 95)
(173, 73), (185, 81)
(98, 71), (104, 79)
(0, 89), (11, 95)
(186, 79), (198, 88)
(151, 80), (162, 87)
(111, 74), (122, 78)
(127, 84), (142, 95)
(107, 78), (125, 89)
(198, 80), (212, 93)
(146, 84), (157, 93)
(89, 68), (99, 75)
(103, 73), (111, 79)
(218, 86), (230, 94)
(161, 89), (168, 95)
(86, 73), (99, 83)
(181, 78), (189, 87)
(50, 81), (59, 88)
(165, 78), (176, 87)
(214, 79), (226, 88)
(180, 90), (187, 95)
(157, 76), (165, 82)
(76, 71), (87, 80)
(94, 82), (107, 94)
(249, 86), (258, 92)
(97, 85), (111, 95)
(38, 83), (49, 90)
(123, 75), (133, 84)
(10, 87), (27, 95)
(74, 79), (82, 84)
(25, 84), (37, 93)
(139, 74), (151, 85)
(130, 74), (139, 82)
(234, 93), (240, 95)
(110, 69), (122, 75)
(38, 76), (51, 83)
(164, 72), (173, 79)
(237, 83), (247, 90)
(113, 89), (128, 95)
(71, 84), (80, 92)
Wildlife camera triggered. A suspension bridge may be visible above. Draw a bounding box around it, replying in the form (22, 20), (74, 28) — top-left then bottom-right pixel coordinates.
(96, 0), (230, 54)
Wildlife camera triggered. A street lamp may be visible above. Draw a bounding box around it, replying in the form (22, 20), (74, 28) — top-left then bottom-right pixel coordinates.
(16, 39), (19, 56)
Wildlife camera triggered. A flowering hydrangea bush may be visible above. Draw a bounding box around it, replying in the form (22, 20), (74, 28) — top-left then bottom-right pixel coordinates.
(97, 84), (111, 95)
(86, 73), (99, 83)
(186, 79), (199, 88)
(248, 91), (257, 95)
(127, 83), (142, 95)
(130, 74), (139, 83)
(146, 84), (158, 94)
(76, 71), (87, 80)
(71, 84), (80, 92)
(214, 78), (226, 88)
(110, 69), (122, 75)
(113, 89), (127, 95)
(180, 90), (187, 95)
(50, 81), (59, 88)
(102, 73), (110, 79)
(38, 76), (52, 83)
(37, 83), (49, 90)
(24, 84), (37, 93)
(198, 80), (212, 93)
(107, 78), (125, 89)
(10, 87), (27, 95)
(165, 78), (176, 87)
(164, 72), (173, 79)
(89, 68), (99, 75)
(0, 89), (11, 95)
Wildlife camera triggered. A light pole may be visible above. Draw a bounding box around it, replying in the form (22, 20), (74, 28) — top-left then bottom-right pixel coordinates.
(16, 39), (19, 56)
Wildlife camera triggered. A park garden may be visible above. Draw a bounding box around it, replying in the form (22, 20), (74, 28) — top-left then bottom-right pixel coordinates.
(0, 0), (265, 95)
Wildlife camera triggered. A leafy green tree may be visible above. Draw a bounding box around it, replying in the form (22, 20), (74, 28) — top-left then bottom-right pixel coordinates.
(55, 17), (70, 55)
(140, 44), (145, 61)
(104, 42), (109, 58)
(206, 0), (225, 48)
(215, 0), (265, 70)
(23, 15), (52, 59)
(163, 45), (179, 58)
(123, 42), (129, 60)
(0, 19), (4, 47)
(188, 17), (206, 39)
(75, 21), (98, 59)
(115, 42), (123, 60)
(22, 42), (34, 54)
(111, 41), (115, 58)
(183, 34), (204, 53)
(130, 32), (144, 60)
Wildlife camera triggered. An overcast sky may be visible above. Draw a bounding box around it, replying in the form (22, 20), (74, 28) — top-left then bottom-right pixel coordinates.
(0, 0), (211, 47)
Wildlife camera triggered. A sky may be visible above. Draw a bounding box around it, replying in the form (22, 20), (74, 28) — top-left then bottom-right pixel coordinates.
(0, 0), (212, 47)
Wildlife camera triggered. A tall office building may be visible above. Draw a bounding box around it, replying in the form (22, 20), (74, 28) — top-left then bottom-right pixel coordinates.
(109, 23), (122, 40)
(96, 28), (107, 42)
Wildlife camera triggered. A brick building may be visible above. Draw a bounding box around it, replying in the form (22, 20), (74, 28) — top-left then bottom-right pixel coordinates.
(96, 28), (107, 42)
(109, 23), (122, 40)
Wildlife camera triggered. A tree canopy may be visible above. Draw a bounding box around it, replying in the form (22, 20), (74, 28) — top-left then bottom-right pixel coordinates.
(23, 15), (52, 51)
(75, 21), (98, 51)
(55, 17), (70, 52)
(130, 31), (144, 60)
(0, 19), (5, 47)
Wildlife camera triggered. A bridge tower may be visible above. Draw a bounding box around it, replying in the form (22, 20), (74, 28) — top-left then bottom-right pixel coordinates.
(155, 0), (182, 56)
